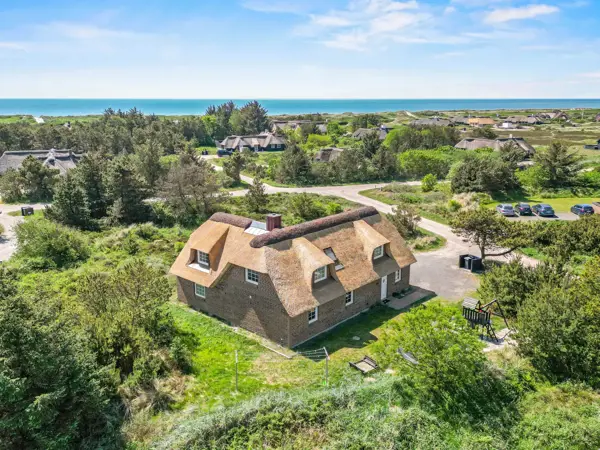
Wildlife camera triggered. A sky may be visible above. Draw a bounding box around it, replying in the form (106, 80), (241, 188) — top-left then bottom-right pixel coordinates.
(0, 0), (599, 98)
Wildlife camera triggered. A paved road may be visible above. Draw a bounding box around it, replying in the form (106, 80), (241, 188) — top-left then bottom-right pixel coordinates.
(0, 203), (48, 261)
(211, 162), (539, 299)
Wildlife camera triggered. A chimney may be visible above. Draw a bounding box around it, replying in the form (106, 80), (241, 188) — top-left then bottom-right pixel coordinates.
(266, 213), (282, 231)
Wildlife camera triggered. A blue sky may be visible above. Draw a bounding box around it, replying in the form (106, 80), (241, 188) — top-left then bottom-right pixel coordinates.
(0, 0), (598, 98)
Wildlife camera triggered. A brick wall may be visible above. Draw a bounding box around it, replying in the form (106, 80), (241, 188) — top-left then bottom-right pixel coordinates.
(176, 266), (290, 346)
(177, 264), (412, 348)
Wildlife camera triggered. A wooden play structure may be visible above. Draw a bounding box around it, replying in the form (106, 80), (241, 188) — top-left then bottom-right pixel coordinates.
(462, 297), (510, 342)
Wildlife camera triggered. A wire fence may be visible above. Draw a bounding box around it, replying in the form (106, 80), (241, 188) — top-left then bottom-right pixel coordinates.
(231, 347), (331, 392)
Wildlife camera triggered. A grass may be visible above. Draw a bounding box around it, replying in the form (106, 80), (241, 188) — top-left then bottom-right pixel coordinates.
(0, 115), (36, 124)
(360, 186), (453, 225)
(7, 209), (44, 218)
(409, 227), (447, 252)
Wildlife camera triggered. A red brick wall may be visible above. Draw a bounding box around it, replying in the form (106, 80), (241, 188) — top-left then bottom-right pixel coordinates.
(177, 264), (412, 348)
(176, 266), (290, 346)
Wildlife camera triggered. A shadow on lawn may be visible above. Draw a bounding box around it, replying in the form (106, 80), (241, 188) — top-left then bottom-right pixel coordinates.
(297, 291), (435, 360)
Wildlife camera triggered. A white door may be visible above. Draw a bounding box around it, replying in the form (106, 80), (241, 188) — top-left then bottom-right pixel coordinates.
(380, 275), (388, 300)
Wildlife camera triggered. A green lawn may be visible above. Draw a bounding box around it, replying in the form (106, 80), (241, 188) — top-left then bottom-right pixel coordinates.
(0, 115), (35, 124)
(169, 293), (442, 411)
(7, 209), (44, 218)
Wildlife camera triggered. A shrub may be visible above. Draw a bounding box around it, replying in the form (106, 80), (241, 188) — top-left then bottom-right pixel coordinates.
(399, 150), (452, 179)
(447, 199), (461, 212)
(325, 202), (343, 215)
(14, 218), (90, 269)
(421, 173), (437, 192)
(387, 204), (421, 238)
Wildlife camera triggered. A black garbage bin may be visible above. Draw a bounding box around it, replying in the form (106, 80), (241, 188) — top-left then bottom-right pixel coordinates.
(21, 206), (34, 216)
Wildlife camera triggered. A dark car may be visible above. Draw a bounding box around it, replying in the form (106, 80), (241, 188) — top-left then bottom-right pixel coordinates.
(570, 204), (594, 216)
(495, 204), (516, 217)
(514, 202), (533, 216)
(217, 149), (233, 157)
(532, 203), (555, 217)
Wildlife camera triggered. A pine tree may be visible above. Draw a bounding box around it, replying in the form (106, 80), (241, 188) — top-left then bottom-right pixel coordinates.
(44, 172), (94, 229)
(246, 176), (268, 212)
(276, 141), (311, 184)
(75, 154), (108, 219)
(105, 157), (149, 224)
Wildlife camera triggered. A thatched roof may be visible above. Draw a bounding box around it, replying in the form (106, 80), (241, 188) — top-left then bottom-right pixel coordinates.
(410, 118), (452, 127)
(314, 147), (344, 163)
(220, 133), (286, 150)
(468, 117), (496, 126)
(0, 149), (81, 175)
(170, 207), (416, 317)
(352, 128), (388, 140)
(455, 137), (535, 157)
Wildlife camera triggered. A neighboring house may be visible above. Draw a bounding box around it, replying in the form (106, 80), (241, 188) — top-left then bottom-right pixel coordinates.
(316, 124), (328, 134)
(352, 127), (388, 140)
(450, 116), (470, 125)
(539, 110), (569, 121)
(410, 118), (452, 127)
(314, 147), (344, 163)
(455, 136), (536, 158)
(595, 113), (600, 122)
(170, 207), (416, 347)
(504, 115), (542, 126)
(272, 120), (326, 134)
(0, 149), (81, 175)
(583, 139), (600, 150)
(468, 117), (496, 127)
(219, 133), (286, 152)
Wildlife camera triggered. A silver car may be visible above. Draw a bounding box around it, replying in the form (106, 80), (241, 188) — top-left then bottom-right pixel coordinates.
(496, 204), (516, 217)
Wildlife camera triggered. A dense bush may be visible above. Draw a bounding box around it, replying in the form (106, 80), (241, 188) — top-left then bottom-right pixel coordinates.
(398, 149), (454, 179)
(0, 268), (120, 449)
(14, 218), (90, 269)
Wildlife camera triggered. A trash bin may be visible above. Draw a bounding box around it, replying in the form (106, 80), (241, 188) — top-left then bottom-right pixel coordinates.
(21, 206), (34, 216)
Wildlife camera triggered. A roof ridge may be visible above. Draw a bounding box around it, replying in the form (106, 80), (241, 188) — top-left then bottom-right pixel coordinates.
(209, 212), (253, 229)
(250, 206), (378, 248)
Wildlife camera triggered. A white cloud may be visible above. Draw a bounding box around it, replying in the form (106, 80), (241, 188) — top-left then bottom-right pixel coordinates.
(42, 22), (144, 40)
(444, 6), (456, 14)
(434, 51), (466, 58)
(310, 14), (354, 27)
(370, 11), (429, 32)
(0, 42), (27, 51)
(323, 31), (370, 51)
(580, 72), (600, 78)
(484, 4), (560, 24)
(240, 0), (310, 14)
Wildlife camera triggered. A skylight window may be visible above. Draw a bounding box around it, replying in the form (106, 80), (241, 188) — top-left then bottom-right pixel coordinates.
(324, 247), (344, 270)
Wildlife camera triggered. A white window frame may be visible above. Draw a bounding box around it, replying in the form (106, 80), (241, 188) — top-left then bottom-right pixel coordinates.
(345, 291), (354, 306)
(373, 245), (384, 260)
(313, 266), (327, 283)
(308, 307), (318, 324)
(245, 268), (259, 285)
(395, 269), (402, 283)
(197, 250), (210, 271)
(194, 283), (206, 298)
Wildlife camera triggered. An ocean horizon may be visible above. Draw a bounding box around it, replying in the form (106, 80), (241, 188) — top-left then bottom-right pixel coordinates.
(1, 98), (600, 117)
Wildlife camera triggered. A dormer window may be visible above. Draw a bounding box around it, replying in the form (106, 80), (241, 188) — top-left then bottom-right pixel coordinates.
(313, 266), (327, 283)
(197, 250), (210, 271)
(324, 247), (344, 270)
(373, 245), (384, 260)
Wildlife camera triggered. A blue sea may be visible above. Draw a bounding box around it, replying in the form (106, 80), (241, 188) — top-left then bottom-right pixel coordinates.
(1, 98), (600, 117)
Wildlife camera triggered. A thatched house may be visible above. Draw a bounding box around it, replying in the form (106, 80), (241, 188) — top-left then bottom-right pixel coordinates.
(539, 110), (569, 121)
(504, 115), (542, 126)
(314, 147), (344, 163)
(170, 207), (416, 347)
(595, 113), (600, 122)
(219, 133), (286, 152)
(455, 136), (535, 158)
(0, 149), (81, 175)
(467, 117), (496, 127)
(352, 127), (388, 140)
(410, 118), (452, 127)
(272, 120), (312, 133)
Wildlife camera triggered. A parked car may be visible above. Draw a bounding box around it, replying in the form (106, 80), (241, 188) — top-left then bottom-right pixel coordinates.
(496, 204), (516, 217)
(514, 202), (533, 216)
(217, 149), (233, 157)
(570, 204), (594, 216)
(532, 203), (555, 217)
